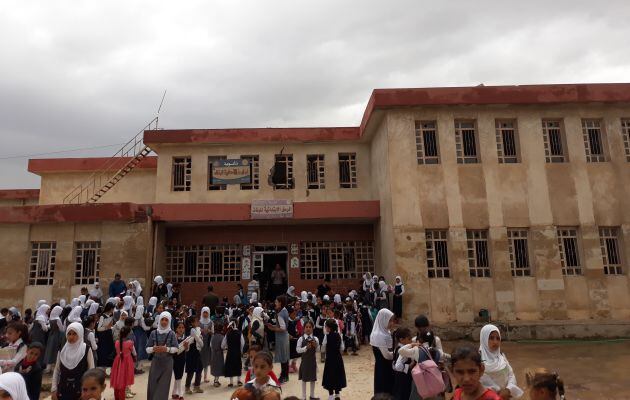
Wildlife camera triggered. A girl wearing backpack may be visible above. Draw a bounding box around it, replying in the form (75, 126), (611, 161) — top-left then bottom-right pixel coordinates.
(398, 339), (444, 399)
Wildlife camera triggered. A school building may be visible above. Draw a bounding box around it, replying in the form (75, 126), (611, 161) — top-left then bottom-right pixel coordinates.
(1, 83), (630, 332)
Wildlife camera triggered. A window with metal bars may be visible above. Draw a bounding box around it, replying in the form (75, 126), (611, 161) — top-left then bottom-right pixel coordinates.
(599, 227), (623, 275)
(208, 155), (227, 190)
(75, 241), (101, 284)
(622, 119), (630, 162)
(299, 241), (374, 280)
(166, 244), (241, 282)
(307, 154), (325, 189)
(542, 120), (567, 163)
(29, 242), (56, 285)
(273, 154), (294, 189)
(172, 156), (192, 191)
(415, 121), (440, 164)
(240, 155), (260, 190)
(426, 230), (450, 278)
(467, 230), (491, 277)
(455, 121), (479, 163)
(556, 228), (581, 275)
(495, 120), (520, 163)
(507, 229), (531, 277)
(582, 119), (607, 162)
(338, 153), (357, 188)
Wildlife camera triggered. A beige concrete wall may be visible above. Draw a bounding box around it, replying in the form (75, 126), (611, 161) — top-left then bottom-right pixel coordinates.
(383, 103), (630, 323)
(38, 169), (156, 205)
(0, 198), (38, 207)
(151, 142), (374, 203)
(0, 221), (149, 309)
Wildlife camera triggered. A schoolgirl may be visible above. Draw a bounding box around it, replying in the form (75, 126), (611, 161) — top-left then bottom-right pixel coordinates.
(0, 372), (30, 400)
(132, 305), (149, 363)
(147, 297), (158, 315)
(479, 324), (523, 399)
(210, 322), (225, 387)
(245, 351), (281, 395)
(171, 321), (189, 400)
(450, 345), (501, 400)
(83, 316), (98, 358)
(314, 305), (327, 362)
(184, 316), (204, 394)
(525, 368), (566, 400)
(369, 308), (395, 396)
(198, 307), (213, 383)
(286, 305), (301, 373)
(95, 303), (115, 368)
(322, 319), (346, 400)
(392, 276), (405, 319)
(110, 326), (135, 400)
(15, 342), (44, 400)
(51, 322), (95, 400)
(30, 304), (49, 366)
(266, 295), (290, 383)
(392, 328), (413, 400)
(342, 304), (358, 356)
(0, 322), (29, 373)
(222, 320), (245, 387)
(248, 307), (266, 348)
(80, 368), (107, 400)
(296, 320), (320, 400)
(146, 311), (178, 400)
(45, 306), (65, 372)
(66, 306), (83, 327)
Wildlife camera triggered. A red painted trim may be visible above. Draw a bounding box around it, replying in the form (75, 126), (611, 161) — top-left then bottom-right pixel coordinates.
(143, 127), (360, 145)
(0, 189), (39, 200)
(28, 156), (158, 174)
(0, 203), (144, 224)
(150, 201), (380, 222)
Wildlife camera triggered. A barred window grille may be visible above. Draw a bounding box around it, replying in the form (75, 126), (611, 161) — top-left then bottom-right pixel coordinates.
(29, 242), (56, 285)
(415, 121), (440, 164)
(338, 153), (357, 188)
(75, 241), (101, 284)
(172, 156), (192, 191)
(496, 120), (520, 163)
(208, 155), (227, 190)
(273, 154), (294, 189)
(582, 119), (607, 162)
(621, 119), (630, 162)
(166, 244), (241, 282)
(426, 230), (450, 278)
(240, 155), (260, 190)
(299, 241), (374, 280)
(599, 227), (623, 275)
(455, 121), (479, 164)
(508, 229), (531, 277)
(307, 154), (325, 189)
(542, 120), (567, 163)
(467, 230), (491, 277)
(557, 228), (581, 275)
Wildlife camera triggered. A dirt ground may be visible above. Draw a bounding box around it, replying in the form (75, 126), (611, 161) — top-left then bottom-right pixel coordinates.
(42, 339), (630, 399)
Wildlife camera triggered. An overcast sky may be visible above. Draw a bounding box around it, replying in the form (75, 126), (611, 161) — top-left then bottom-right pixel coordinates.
(1, 1), (629, 189)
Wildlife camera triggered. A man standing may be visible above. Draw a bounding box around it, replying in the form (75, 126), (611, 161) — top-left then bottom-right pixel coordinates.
(108, 273), (127, 298)
(270, 264), (286, 300)
(202, 285), (219, 315)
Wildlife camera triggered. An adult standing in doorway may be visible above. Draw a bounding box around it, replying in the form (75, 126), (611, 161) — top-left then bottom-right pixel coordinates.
(270, 264), (287, 301)
(202, 285), (219, 316)
(108, 273), (127, 299)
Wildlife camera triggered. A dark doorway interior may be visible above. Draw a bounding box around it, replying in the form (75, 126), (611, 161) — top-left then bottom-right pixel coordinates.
(261, 253), (288, 301)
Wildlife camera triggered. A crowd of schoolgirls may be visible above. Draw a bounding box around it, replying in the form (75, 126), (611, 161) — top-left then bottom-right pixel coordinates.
(0, 270), (566, 400)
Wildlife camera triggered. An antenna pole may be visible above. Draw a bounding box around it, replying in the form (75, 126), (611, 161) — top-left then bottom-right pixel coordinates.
(155, 89), (167, 129)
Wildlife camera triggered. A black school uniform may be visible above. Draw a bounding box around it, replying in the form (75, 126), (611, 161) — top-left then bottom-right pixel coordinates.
(223, 329), (243, 378)
(392, 344), (413, 400)
(322, 332), (346, 392)
(57, 347), (90, 400)
(173, 335), (187, 381)
(15, 359), (43, 400)
(287, 318), (300, 360)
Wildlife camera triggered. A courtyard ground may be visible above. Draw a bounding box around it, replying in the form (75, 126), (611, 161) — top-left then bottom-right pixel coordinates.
(43, 339), (630, 399)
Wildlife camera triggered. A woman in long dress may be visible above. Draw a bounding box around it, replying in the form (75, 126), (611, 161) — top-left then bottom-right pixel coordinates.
(392, 276), (405, 319)
(146, 312), (178, 400)
(45, 306), (65, 371)
(266, 295), (290, 383)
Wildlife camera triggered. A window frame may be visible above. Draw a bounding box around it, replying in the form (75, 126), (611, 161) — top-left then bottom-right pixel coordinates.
(542, 119), (568, 163)
(495, 119), (521, 163)
(621, 119), (630, 162)
(466, 230), (491, 277)
(426, 230), (450, 278)
(507, 228), (532, 277)
(74, 241), (101, 285)
(29, 241), (56, 286)
(556, 227), (582, 276)
(299, 241), (374, 280)
(273, 154), (294, 190)
(166, 244), (242, 283)
(306, 154), (326, 189)
(599, 227), (623, 275)
(338, 152), (358, 188)
(171, 156), (192, 192)
(415, 120), (440, 164)
(582, 119), (609, 162)
(240, 155), (260, 190)
(454, 120), (480, 164)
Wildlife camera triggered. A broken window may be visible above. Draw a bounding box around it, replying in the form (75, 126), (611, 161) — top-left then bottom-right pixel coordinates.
(272, 154), (294, 189)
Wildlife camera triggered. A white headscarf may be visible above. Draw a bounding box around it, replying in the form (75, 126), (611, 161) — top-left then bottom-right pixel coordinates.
(250, 292), (258, 303)
(60, 322), (87, 369)
(167, 283), (173, 298)
(59, 299), (67, 308)
(35, 304), (50, 324)
(107, 297), (117, 305)
(395, 276), (403, 285)
(136, 296), (145, 307)
(49, 306), (64, 330)
(148, 297), (158, 307)
(85, 299), (94, 309)
(88, 302), (99, 316)
(89, 282), (102, 299)
(252, 307), (264, 319)
(70, 298), (80, 308)
(200, 307), (211, 325)
(323, 295), (330, 302)
(67, 306), (83, 324)
(156, 311), (172, 334)
(154, 275), (164, 286)
(36, 299), (47, 309)
(300, 291), (308, 303)
(378, 281), (388, 292)
(333, 294), (342, 304)
(134, 305), (145, 320)
(132, 280), (143, 297)
(123, 296), (134, 312)
(370, 308), (394, 348)
(286, 286), (296, 297)
(0, 372), (30, 400)
(78, 295), (87, 306)
(479, 324), (507, 373)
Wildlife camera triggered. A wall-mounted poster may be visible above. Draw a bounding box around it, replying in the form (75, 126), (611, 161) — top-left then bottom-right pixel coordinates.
(242, 257), (251, 280)
(243, 245), (251, 257)
(212, 159), (251, 185)
(290, 243), (299, 255)
(290, 256), (299, 269)
(251, 199), (293, 219)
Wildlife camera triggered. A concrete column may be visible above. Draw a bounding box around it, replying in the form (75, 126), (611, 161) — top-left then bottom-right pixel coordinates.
(449, 227), (475, 322)
(489, 227), (516, 320)
(531, 226), (568, 320)
(393, 227), (430, 321)
(581, 224), (611, 318)
(0, 224), (30, 308)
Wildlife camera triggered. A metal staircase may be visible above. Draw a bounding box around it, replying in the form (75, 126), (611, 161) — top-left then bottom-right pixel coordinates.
(63, 117), (159, 204)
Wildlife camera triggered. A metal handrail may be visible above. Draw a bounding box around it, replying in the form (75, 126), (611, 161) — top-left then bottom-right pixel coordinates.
(63, 117), (159, 204)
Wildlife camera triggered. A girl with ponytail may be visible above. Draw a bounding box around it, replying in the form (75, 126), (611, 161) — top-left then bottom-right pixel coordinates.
(110, 326), (136, 400)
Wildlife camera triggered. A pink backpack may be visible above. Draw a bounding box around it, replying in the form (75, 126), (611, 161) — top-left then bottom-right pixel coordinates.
(411, 346), (445, 398)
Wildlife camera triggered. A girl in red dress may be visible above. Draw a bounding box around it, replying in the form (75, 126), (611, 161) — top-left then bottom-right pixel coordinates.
(450, 345), (501, 400)
(110, 326), (136, 400)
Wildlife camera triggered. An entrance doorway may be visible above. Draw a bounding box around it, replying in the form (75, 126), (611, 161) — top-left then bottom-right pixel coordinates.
(253, 245), (288, 301)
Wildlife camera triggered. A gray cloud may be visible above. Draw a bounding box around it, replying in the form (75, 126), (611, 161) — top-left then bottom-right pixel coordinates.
(1, 0), (629, 188)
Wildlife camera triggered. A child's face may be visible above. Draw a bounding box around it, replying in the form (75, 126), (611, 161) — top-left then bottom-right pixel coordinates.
(488, 331), (501, 352)
(81, 376), (105, 400)
(25, 347), (41, 362)
(160, 317), (169, 329)
(253, 358), (272, 380)
(452, 359), (484, 395)
(5, 328), (20, 343)
(156, 305), (164, 313)
(304, 323), (313, 335)
(191, 319), (199, 328)
(176, 324), (185, 336)
(399, 336), (412, 346)
(67, 330), (79, 344)
(202, 311), (209, 319)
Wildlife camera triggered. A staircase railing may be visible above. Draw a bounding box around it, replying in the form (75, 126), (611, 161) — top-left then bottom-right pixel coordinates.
(63, 117), (159, 204)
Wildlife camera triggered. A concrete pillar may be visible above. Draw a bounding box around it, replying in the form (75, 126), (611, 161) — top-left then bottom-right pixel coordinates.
(449, 227), (475, 322)
(531, 226), (568, 320)
(489, 227), (516, 320)
(581, 224), (611, 318)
